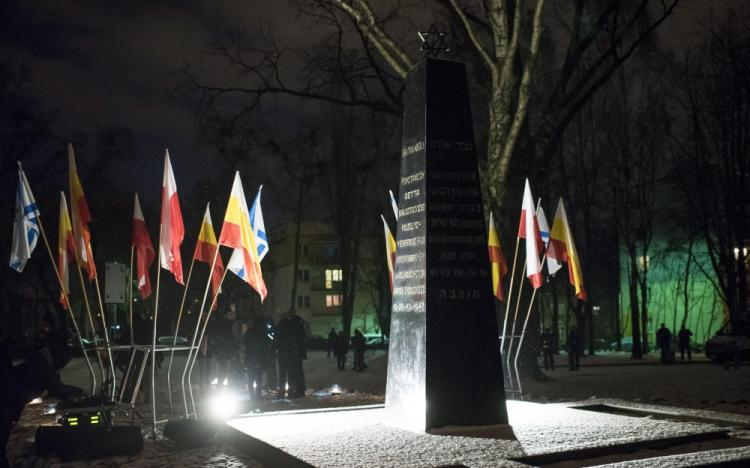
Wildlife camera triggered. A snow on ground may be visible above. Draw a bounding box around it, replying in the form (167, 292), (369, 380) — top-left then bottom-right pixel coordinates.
(7, 348), (750, 467)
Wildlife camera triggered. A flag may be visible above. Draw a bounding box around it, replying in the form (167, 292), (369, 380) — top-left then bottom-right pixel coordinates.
(380, 215), (397, 292)
(249, 185), (269, 261)
(159, 150), (185, 285)
(57, 193), (75, 308)
(536, 202), (550, 247)
(388, 190), (399, 221)
(132, 194), (155, 299)
(548, 199), (587, 300)
(194, 203), (224, 306)
(537, 203), (562, 276)
(68, 144), (97, 279)
(219, 172), (267, 301)
(519, 179), (543, 289)
(10, 163), (40, 272)
(487, 211), (508, 301)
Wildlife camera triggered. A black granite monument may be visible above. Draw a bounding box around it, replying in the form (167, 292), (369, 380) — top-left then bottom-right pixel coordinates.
(385, 58), (508, 432)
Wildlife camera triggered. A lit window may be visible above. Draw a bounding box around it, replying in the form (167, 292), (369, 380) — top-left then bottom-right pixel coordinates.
(325, 269), (343, 289)
(326, 294), (343, 307)
(637, 255), (649, 271)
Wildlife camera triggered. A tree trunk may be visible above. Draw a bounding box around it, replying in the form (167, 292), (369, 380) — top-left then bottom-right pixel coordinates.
(289, 178), (305, 311)
(629, 257), (643, 358)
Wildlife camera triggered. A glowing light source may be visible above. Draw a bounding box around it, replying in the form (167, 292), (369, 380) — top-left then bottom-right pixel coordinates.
(207, 390), (240, 421)
(29, 397), (43, 405)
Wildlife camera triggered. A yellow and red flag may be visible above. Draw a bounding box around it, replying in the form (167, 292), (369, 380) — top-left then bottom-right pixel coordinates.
(132, 194), (155, 299)
(547, 198), (587, 300)
(57, 192), (75, 308)
(194, 203), (224, 306)
(487, 211), (508, 301)
(380, 214), (397, 292)
(159, 150), (185, 285)
(219, 172), (266, 301)
(68, 143), (96, 280)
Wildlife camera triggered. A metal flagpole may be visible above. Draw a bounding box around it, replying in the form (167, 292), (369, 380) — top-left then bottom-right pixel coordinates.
(35, 208), (97, 395)
(128, 246), (134, 346)
(73, 250), (104, 394)
(513, 255), (548, 396)
(187, 265), (229, 419)
(180, 244), (223, 418)
(514, 286), (539, 397)
(500, 236), (521, 357)
(166, 256), (195, 414)
(151, 216), (164, 439)
(93, 275), (116, 400)
(505, 263), (527, 393)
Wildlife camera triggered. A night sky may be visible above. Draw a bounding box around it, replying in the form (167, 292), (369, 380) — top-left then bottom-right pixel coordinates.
(0, 0), (742, 219)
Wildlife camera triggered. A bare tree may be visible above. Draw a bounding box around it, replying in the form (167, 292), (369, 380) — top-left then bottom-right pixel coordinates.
(184, 0), (680, 211)
(671, 10), (750, 319)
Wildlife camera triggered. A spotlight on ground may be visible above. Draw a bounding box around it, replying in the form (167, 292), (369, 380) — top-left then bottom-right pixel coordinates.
(207, 390), (240, 421)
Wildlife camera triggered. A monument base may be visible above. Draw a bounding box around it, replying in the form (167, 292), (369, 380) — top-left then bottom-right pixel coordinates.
(426, 423), (516, 440)
(226, 400), (750, 467)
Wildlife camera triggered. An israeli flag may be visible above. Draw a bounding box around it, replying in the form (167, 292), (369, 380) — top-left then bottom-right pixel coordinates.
(249, 185), (269, 261)
(10, 164), (40, 272)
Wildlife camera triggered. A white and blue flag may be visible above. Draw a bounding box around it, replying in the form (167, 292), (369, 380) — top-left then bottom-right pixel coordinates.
(249, 185), (269, 261)
(10, 163), (40, 272)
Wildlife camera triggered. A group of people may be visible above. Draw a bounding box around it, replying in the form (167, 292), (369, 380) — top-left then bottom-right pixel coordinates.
(327, 328), (368, 372)
(539, 325), (580, 371)
(201, 306), (308, 402)
(655, 323), (694, 364)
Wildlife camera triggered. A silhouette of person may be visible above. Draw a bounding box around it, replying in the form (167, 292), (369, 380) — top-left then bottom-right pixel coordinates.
(275, 310), (307, 398)
(245, 317), (272, 403)
(677, 325), (693, 362)
(2, 328), (84, 467)
(541, 328), (555, 371)
(351, 329), (367, 372)
(327, 328), (337, 358)
(656, 323), (672, 364)
(334, 331), (348, 371)
(567, 325), (580, 371)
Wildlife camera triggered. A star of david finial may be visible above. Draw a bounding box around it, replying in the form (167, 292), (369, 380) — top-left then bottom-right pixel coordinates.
(418, 24), (451, 58)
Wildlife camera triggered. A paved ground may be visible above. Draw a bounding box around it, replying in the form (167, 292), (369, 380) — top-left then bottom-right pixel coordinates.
(7, 348), (749, 466)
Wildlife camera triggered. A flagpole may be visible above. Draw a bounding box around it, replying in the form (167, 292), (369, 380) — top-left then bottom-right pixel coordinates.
(505, 262), (527, 393)
(35, 213), (97, 395)
(500, 236), (521, 357)
(513, 286), (539, 397)
(180, 243), (222, 418)
(187, 261), (229, 419)
(128, 246), (134, 346)
(92, 274), (116, 400)
(151, 220), (163, 439)
(166, 255), (195, 415)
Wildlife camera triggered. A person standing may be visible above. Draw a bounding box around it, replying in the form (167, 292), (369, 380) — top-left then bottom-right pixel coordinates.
(244, 317), (272, 403)
(327, 328), (337, 358)
(275, 310), (307, 399)
(567, 325), (580, 371)
(334, 331), (348, 371)
(656, 323), (672, 364)
(541, 328), (555, 371)
(351, 329), (367, 372)
(677, 325), (693, 363)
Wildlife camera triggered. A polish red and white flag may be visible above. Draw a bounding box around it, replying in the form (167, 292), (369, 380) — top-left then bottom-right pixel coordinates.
(159, 150), (184, 284)
(518, 179), (543, 289)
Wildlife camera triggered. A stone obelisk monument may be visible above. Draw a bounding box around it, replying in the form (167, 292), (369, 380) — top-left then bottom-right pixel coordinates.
(385, 58), (508, 433)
